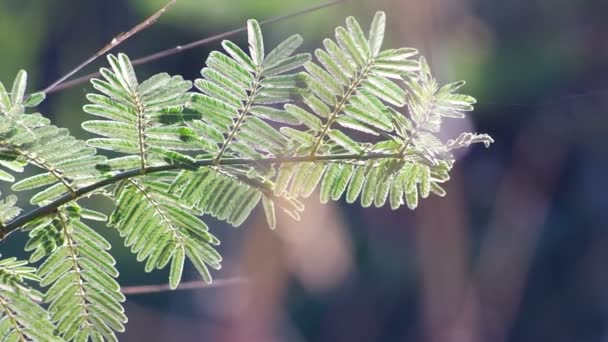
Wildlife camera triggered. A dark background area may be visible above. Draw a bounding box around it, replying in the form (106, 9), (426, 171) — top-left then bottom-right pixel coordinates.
(1, 0), (607, 341)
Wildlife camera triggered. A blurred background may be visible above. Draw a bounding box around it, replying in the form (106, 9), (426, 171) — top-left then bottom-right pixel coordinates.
(1, 0), (608, 341)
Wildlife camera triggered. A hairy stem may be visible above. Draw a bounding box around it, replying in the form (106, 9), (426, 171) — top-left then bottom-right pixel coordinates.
(0, 152), (400, 240)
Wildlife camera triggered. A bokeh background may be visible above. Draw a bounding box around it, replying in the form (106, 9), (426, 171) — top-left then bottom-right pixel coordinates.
(1, 0), (608, 341)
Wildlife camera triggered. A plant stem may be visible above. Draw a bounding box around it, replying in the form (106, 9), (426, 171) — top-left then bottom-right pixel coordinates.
(45, 0), (348, 94)
(41, 0), (177, 94)
(0, 152), (400, 241)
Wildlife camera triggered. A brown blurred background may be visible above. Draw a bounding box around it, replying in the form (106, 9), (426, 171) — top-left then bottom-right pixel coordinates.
(1, 0), (608, 341)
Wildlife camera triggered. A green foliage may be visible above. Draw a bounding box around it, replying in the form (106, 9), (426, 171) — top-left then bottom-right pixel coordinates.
(188, 19), (310, 161)
(0, 12), (492, 341)
(25, 207), (125, 341)
(0, 254), (60, 342)
(109, 177), (221, 287)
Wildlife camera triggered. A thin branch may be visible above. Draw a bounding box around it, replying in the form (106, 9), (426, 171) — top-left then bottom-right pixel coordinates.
(9, 277), (248, 303)
(0, 152), (400, 241)
(41, 0), (177, 94)
(46, 0), (347, 94)
(121, 277), (248, 295)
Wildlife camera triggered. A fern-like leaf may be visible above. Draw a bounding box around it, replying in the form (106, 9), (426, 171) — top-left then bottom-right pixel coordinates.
(273, 13), (492, 210)
(0, 255), (60, 342)
(0, 71), (106, 206)
(83, 54), (201, 171)
(24, 206), (125, 342)
(293, 11), (418, 157)
(188, 19), (311, 162)
(0, 71), (53, 184)
(170, 167), (304, 229)
(108, 176), (222, 287)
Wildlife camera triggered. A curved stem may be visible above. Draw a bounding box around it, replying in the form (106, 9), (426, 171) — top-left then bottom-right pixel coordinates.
(0, 152), (400, 241)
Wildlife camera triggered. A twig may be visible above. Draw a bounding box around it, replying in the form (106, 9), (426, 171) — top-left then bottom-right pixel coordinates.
(0, 152), (400, 241)
(46, 0), (347, 94)
(5, 277), (248, 304)
(41, 0), (177, 94)
(121, 277), (248, 295)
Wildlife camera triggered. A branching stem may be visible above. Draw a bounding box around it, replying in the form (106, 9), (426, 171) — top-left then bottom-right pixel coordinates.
(0, 152), (400, 240)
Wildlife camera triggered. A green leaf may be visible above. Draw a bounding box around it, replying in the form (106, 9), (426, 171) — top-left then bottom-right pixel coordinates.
(169, 247), (185, 289)
(82, 120), (137, 139)
(299, 163), (326, 198)
(247, 19), (264, 66)
(304, 61), (343, 95)
(111, 180), (221, 286)
(12, 173), (57, 191)
(346, 165), (367, 204)
(331, 164), (354, 201)
(335, 26), (365, 67)
(195, 79), (242, 107)
(80, 208), (108, 222)
(0, 169), (15, 182)
(200, 68), (248, 98)
(369, 12), (386, 56)
(250, 106), (299, 125)
(405, 186), (419, 209)
(322, 38), (356, 78)
(328, 130), (362, 153)
(262, 196), (277, 230)
(87, 138), (140, 154)
(362, 76), (405, 106)
(26, 211), (125, 341)
(207, 52), (253, 88)
(284, 104), (322, 130)
(430, 182), (446, 197)
(374, 174), (392, 207)
(345, 16), (371, 60)
(361, 165), (381, 207)
(222, 40), (256, 73)
(30, 183), (68, 205)
(264, 34), (304, 68)
(10, 70), (27, 106)
(275, 163), (297, 196)
(320, 163), (341, 203)
(23, 92), (46, 107)
(264, 53), (311, 76)
(314, 49), (349, 86)
(0, 82), (11, 112)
